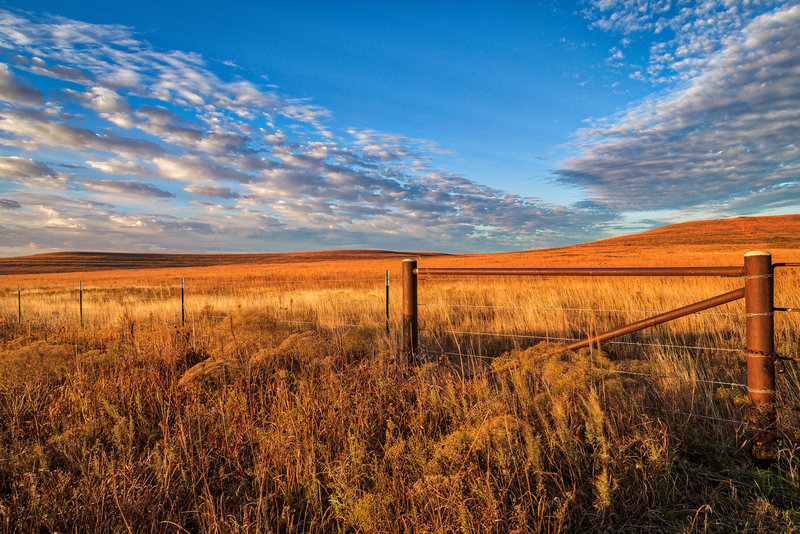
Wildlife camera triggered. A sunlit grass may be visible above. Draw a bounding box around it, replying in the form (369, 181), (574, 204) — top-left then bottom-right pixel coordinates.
(0, 250), (799, 531)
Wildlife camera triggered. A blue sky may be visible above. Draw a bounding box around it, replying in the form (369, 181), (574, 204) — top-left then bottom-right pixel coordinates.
(0, 1), (797, 255)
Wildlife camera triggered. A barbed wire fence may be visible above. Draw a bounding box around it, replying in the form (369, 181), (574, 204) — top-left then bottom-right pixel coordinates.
(2, 265), (799, 448)
(1, 274), (401, 331)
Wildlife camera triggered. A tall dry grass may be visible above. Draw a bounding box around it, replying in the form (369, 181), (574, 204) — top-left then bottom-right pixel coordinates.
(0, 260), (799, 531)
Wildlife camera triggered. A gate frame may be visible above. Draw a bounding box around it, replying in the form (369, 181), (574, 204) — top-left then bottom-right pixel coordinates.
(402, 251), (777, 459)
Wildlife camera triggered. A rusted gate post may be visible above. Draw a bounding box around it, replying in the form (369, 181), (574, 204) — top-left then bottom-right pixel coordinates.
(385, 270), (390, 334)
(402, 259), (418, 362)
(181, 278), (185, 327)
(744, 251), (777, 460)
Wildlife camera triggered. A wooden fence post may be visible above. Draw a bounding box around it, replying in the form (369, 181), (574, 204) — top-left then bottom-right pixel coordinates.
(385, 270), (390, 334)
(17, 284), (21, 324)
(744, 251), (777, 461)
(402, 259), (418, 362)
(80, 281), (84, 329)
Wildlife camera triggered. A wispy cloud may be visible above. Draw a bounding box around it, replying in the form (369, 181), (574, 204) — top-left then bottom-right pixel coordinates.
(85, 158), (153, 176)
(558, 3), (800, 218)
(0, 4), (796, 256)
(582, 0), (787, 82)
(0, 8), (621, 254)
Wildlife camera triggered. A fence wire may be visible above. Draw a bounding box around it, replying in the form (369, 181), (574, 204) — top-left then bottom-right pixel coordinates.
(429, 349), (775, 434)
(186, 277), (390, 285)
(422, 327), (742, 353)
(432, 302), (749, 317)
(642, 405), (751, 429)
(429, 348), (748, 388)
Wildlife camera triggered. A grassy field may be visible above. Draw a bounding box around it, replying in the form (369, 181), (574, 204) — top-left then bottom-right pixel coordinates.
(1, 215), (799, 532)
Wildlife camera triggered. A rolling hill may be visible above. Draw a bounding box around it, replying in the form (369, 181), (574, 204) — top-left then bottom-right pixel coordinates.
(1, 214), (799, 276)
(569, 214), (800, 248)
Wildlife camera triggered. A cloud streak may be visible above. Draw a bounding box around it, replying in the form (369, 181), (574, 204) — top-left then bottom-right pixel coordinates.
(77, 179), (175, 198)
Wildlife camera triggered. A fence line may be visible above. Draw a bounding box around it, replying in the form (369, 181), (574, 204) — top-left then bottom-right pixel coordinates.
(7, 273), (397, 331)
(4, 256), (798, 459)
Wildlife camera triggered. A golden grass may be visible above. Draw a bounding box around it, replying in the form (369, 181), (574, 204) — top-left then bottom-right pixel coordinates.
(1, 216), (800, 531)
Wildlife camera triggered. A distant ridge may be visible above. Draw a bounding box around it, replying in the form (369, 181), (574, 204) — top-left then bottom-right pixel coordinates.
(1, 214), (798, 275)
(0, 250), (444, 275)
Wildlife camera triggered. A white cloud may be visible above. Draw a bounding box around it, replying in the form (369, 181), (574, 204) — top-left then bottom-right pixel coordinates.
(134, 105), (204, 146)
(0, 62), (42, 105)
(582, 0), (788, 83)
(109, 214), (145, 227)
(154, 154), (257, 183)
(37, 205), (85, 229)
(82, 86), (131, 114)
(85, 158), (152, 176)
(78, 179), (175, 198)
(608, 48), (624, 61)
(0, 109), (164, 157)
(195, 130), (250, 154)
(183, 183), (240, 199)
(0, 155), (55, 178)
(558, 4), (800, 215)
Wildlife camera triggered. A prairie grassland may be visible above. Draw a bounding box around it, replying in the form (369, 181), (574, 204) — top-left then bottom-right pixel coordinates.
(1, 251), (799, 532)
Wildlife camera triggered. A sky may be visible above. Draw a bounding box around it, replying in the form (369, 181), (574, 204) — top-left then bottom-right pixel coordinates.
(0, 0), (798, 255)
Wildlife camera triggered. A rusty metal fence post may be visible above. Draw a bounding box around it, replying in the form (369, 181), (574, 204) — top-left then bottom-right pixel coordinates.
(181, 278), (185, 327)
(744, 251), (776, 460)
(17, 284), (21, 324)
(402, 259), (418, 362)
(80, 281), (84, 329)
(385, 270), (390, 334)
